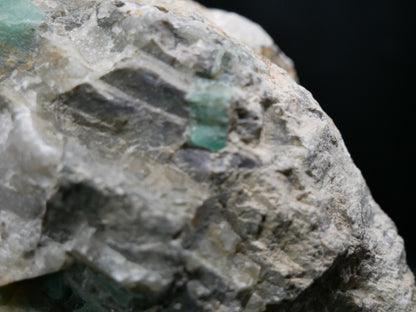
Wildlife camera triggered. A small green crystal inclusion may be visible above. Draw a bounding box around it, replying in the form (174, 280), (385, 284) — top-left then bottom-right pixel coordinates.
(0, 0), (44, 50)
(186, 78), (232, 151)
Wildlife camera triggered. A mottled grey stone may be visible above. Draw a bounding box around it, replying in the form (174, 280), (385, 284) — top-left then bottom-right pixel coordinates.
(0, 0), (414, 311)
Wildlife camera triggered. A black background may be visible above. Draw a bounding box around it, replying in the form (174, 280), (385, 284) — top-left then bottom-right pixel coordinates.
(198, 0), (416, 272)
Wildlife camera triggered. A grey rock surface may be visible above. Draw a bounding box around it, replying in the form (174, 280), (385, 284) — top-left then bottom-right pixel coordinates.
(0, 0), (415, 311)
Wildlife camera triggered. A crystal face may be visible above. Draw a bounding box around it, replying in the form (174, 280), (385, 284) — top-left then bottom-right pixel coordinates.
(0, 0), (44, 49)
(186, 78), (232, 151)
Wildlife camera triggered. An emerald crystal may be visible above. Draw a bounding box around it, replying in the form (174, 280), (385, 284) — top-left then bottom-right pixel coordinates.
(186, 78), (232, 151)
(0, 0), (44, 50)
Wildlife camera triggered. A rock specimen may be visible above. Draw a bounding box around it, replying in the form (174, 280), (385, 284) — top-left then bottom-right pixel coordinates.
(0, 0), (415, 311)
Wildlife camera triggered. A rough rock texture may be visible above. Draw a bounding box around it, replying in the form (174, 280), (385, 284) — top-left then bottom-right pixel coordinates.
(0, 0), (414, 311)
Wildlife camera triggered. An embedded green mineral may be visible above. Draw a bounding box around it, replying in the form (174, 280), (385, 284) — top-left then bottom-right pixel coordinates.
(0, 0), (44, 79)
(186, 78), (232, 151)
(0, 0), (44, 49)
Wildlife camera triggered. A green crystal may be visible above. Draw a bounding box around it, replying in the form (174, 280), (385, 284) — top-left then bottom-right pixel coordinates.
(186, 78), (232, 151)
(40, 273), (70, 301)
(0, 0), (44, 50)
